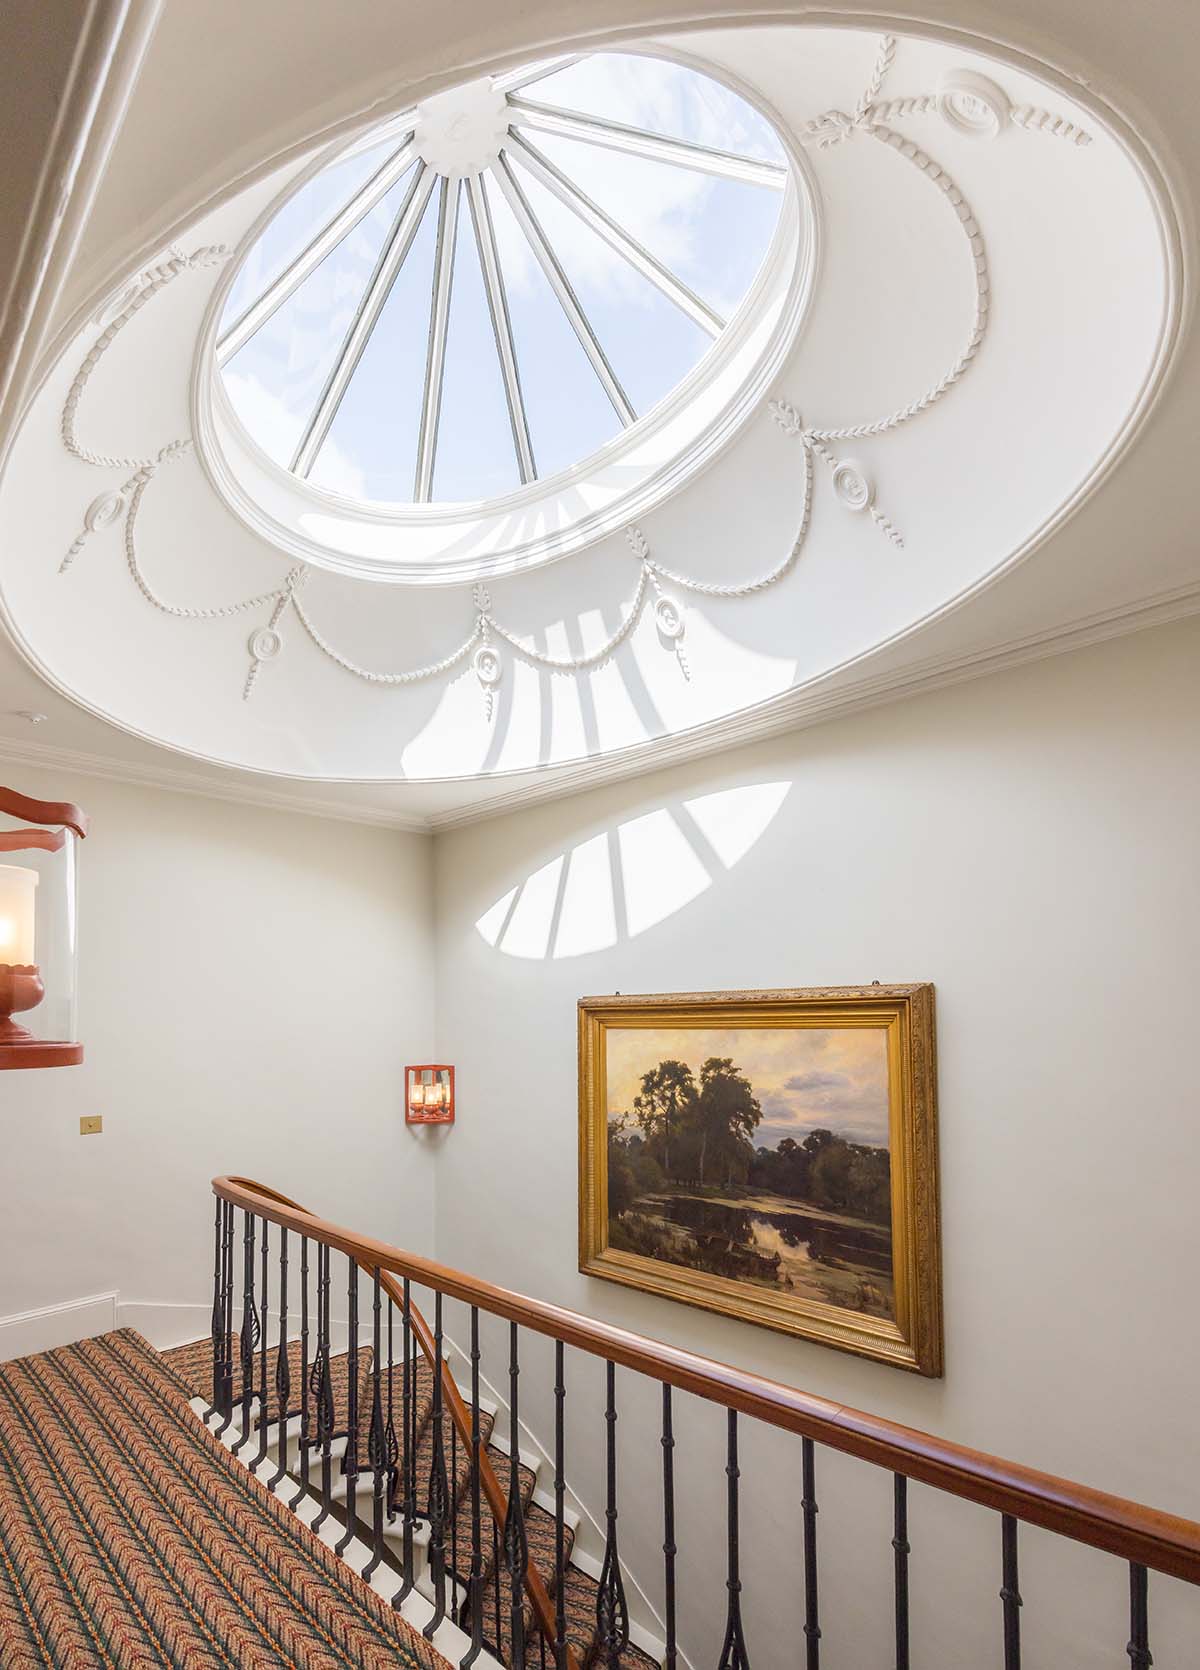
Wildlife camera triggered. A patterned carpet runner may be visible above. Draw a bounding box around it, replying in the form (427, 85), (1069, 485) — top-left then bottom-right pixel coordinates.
(0, 1330), (452, 1669)
(163, 1338), (658, 1670)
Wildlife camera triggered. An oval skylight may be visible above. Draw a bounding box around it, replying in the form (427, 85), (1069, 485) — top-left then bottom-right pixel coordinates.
(214, 52), (791, 510)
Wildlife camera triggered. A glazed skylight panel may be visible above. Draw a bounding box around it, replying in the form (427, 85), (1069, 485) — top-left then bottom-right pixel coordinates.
(215, 52), (786, 506)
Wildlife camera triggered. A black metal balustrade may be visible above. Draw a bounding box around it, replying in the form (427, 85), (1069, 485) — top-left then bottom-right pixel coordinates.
(207, 1177), (1200, 1670)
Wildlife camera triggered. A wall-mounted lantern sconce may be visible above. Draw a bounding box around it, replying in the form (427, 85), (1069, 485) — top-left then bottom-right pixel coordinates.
(0, 785), (88, 1069)
(406, 1064), (455, 1125)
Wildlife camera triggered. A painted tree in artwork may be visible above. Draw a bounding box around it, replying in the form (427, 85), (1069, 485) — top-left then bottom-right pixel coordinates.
(633, 1059), (697, 1180)
(693, 1056), (762, 1187)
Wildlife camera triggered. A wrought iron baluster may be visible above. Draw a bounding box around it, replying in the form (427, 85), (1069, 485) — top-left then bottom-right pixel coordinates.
(1000, 1515), (1021, 1670)
(893, 1475), (910, 1670)
(408, 1277), (420, 1544)
(268, 1229), (290, 1490)
(220, 1199), (235, 1424)
(801, 1438), (821, 1668)
(385, 1292), (399, 1526)
(364, 1268), (386, 1580)
(1127, 1563), (1152, 1669)
(392, 1277), (417, 1605)
(491, 1517), (502, 1655)
(461, 1306), (485, 1669)
(207, 1198), (223, 1418)
(211, 1198), (234, 1422)
(554, 1340), (567, 1670)
(289, 1234), (310, 1509)
(312, 1242), (336, 1531)
(450, 1415), (460, 1617)
(251, 1219), (270, 1472)
(596, 1359), (629, 1670)
(233, 1210), (259, 1455)
(718, 1410), (750, 1670)
(423, 1291), (450, 1637)
(662, 1383), (677, 1670)
(504, 1321), (530, 1668)
(336, 1254), (360, 1557)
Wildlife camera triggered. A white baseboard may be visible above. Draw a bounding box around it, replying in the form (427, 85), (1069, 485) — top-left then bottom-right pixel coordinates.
(0, 1296), (370, 1360)
(118, 1300), (373, 1354)
(0, 1292), (118, 1362)
(117, 1300), (214, 1350)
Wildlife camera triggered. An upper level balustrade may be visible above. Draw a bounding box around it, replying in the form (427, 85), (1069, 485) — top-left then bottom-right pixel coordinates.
(210, 1176), (1200, 1670)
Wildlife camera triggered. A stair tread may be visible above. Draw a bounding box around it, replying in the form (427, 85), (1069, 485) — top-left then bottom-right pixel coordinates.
(464, 1486), (590, 1666)
(163, 1336), (371, 1430)
(358, 1357), (436, 1458)
(390, 1387), (497, 1527)
(165, 1337), (662, 1669)
(452, 1441), (539, 1586)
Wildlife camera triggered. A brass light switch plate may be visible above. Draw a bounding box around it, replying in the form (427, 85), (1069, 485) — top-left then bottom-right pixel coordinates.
(79, 1116), (102, 1135)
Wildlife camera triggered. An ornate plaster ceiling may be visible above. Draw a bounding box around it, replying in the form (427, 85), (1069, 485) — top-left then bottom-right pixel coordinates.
(0, 17), (1186, 816)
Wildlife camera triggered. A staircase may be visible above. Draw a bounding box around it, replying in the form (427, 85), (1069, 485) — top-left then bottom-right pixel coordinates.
(196, 1175), (1200, 1670)
(163, 1336), (663, 1670)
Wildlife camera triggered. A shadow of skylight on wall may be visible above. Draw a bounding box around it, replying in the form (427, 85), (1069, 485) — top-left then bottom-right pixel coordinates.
(475, 781), (792, 959)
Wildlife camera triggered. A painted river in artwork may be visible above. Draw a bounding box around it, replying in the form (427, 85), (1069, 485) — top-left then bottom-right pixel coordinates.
(621, 1188), (895, 1318)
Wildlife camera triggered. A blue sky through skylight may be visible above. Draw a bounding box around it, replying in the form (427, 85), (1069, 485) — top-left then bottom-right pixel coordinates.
(216, 52), (787, 507)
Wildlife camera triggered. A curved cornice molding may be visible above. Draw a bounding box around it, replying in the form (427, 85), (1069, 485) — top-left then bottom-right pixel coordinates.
(0, 580), (1195, 832)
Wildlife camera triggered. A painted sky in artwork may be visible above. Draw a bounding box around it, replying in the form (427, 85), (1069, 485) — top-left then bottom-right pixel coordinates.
(606, 1026), (890, 1149)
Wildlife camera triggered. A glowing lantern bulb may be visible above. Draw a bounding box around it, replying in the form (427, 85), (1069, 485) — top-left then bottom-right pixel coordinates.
(0, 866), (37, 966)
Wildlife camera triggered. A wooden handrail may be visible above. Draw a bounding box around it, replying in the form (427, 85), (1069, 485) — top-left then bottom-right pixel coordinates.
(219, 1177), (571, 1667)
(214, 1176), (1200, 1588)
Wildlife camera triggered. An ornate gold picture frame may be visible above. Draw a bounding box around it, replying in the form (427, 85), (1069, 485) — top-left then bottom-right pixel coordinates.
(579, 986), (942, 1375)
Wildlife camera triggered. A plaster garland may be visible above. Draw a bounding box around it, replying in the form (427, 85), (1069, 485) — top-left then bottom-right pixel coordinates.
(53, 38), (1090, 718)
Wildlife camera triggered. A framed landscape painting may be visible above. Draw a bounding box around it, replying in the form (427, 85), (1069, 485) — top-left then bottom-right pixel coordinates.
(579, 986), (942, 1375)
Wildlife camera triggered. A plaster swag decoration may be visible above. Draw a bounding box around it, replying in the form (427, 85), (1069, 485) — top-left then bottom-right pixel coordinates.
(56, 38), (1088, 718)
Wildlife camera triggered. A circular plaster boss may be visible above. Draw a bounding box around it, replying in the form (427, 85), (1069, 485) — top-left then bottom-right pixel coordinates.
(413, 78), (510, 177)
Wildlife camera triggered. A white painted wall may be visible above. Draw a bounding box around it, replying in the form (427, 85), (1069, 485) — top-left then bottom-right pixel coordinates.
(2, 620), (1195, 1664)
(0, 768), (437, 1350)
(433, 617), (1200, 1669)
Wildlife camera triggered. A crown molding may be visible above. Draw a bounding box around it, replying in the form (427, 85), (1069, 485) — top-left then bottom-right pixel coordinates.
(427, 579), (1200, 829)
(0, 734), (430, 833)
(1, 580), (1193, 836)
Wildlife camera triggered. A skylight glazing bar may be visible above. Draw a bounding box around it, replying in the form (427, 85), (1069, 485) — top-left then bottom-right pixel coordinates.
(291, 162), (436, 478)
(493, 153), (635, 428)
(506, 131), (725, 337)
(506, 99), (788, 189)
(414, 176), (461, 502)
(466, 173), (535, 484)
(217, 138), (417, 364)
(490, 55), (584, 96)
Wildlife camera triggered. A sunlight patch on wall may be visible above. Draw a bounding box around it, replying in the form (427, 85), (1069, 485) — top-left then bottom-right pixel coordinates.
(490, 853), (565, 960)
(617, 808), (711, 937)
(474, 781), (792, 960)
(682, 781), (792, 868)
(553, 833), (617, 958)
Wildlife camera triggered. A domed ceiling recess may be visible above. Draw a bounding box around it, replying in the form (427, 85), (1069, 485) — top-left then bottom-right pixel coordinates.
(0, 25), (1178, 786)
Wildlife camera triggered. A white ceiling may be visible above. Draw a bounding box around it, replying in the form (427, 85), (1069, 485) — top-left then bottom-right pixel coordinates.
(0, 0), (1195, 831)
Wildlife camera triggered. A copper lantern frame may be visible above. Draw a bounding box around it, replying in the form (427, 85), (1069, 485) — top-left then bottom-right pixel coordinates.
(405, 1063), (455, 1125)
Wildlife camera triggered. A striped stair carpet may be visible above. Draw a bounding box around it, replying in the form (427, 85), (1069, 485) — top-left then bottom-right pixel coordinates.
(164, 1339), (658, 1670)
(0, 1330), (451, 1669)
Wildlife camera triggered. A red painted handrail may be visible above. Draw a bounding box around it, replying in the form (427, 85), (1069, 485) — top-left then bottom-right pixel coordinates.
(0, 785), (88, 838)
